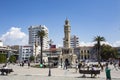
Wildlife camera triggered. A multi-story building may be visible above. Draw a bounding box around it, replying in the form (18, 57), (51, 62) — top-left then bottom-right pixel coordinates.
(70, 35), (79, 48)
(19, 45), (33, 62)
(0, 40), (3, 46)
(0, 43), (18, 61)
(43, 45), (62, 63)
(28, 25), (49, 50)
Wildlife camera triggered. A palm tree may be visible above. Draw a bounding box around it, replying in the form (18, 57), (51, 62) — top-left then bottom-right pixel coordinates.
(37, 30), (46, 65)
(93, 36), (105, 70)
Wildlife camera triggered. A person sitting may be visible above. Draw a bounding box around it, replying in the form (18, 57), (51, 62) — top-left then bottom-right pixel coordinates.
(3, 65), (8, 69)
(2, 63), (8, 69)
(91, 65), (97, 77)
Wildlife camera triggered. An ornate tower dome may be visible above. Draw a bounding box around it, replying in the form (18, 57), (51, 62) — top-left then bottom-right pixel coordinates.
(65, 18), (70, 25)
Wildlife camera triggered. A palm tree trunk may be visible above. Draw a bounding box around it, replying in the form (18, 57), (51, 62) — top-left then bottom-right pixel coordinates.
(97, 44), (103, 71)
(94, 36), (105, 71)
(40, 37), (43, 64)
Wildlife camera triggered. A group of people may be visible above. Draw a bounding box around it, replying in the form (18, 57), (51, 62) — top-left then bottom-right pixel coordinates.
(75, 61), (103, 73)
(19, 61), (30, 68)
(61, 59), (83, 72)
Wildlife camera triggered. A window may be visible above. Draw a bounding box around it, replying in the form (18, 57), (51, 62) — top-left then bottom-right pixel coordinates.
(26, 54), (29, 56)
(81, 50), (83, 53)
(87, 50), (89, 53)
(84, 50), (86, 53)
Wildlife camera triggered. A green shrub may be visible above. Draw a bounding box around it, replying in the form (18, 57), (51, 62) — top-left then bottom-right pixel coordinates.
(9, 55), (16, 63)
(0, 53), (7, 63)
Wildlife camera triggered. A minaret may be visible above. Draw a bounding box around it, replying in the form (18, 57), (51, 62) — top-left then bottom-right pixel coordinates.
(64, 18), (71, 48)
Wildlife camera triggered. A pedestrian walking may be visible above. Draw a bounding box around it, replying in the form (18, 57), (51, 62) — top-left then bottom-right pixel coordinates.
(22, 61), (24, 67)
(105, 63), (111, 80)
(113, 62), (118, 71)
(61, 58), (62, 68)
(75, 60), (78, 72)
(28, 61), (30, 68)
(64, 59), (69, 70)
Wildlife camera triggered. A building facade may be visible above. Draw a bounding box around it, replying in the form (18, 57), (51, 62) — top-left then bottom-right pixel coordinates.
(0, 40), (3, 46)
(70, 35), (79, 48)
(28, 25), (49, 50)
(43, 46), (62, 63)
(0, 45), (18, 62)
(19, 45), (33, 62)
(74, 46), (98, 61)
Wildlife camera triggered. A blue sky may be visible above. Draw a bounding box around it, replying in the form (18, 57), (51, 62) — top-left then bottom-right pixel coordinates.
(0, 0), (120, 46)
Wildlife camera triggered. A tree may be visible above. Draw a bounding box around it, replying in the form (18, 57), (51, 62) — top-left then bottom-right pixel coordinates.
(101, 44), (118, 60)
(29, 55), (35, 62)
(0, 53), (7, 63)
(9, 55), (16, 63)
(37, 30), (46, 65)
(93, 36), (105, 70)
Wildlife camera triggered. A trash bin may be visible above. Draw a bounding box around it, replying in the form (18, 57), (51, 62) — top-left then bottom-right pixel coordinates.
(105, 68), (111, 80)
(40, 64), (43, 68)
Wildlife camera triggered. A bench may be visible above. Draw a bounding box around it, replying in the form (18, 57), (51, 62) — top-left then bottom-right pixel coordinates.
(79, 70), (100, 78)
(0, 69), (13, 75)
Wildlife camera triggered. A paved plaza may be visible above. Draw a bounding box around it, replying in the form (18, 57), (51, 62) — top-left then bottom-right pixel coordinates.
(0, 63), (120, 80)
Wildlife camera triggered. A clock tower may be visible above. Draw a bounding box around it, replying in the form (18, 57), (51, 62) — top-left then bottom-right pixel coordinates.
(64, 18), (71, 48)
(59, 19), (77, 67)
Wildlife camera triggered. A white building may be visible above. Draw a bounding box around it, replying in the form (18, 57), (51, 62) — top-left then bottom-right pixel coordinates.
(0, 40), (3, 46)
(28, 25), (49, 50)
(70, 35), (79, 48)
(19, 45), (33, 62)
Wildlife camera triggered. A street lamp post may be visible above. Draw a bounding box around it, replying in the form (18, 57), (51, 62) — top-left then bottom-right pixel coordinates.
(35, 35), (37, 63)
(48, 39), (53, 76)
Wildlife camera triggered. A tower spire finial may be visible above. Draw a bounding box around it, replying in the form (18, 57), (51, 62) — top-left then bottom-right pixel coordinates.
(65, 18), (69, 25)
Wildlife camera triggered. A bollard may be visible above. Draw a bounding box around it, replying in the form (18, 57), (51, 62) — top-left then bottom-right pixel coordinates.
(105, 68), (111, 80)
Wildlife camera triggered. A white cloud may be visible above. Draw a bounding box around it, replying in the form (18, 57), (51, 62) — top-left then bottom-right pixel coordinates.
(0, 27), (28, 45)
(79, 41), (112, 47)
(57, 44), (63, 48)
(112, 41), (120, 47)
(101, 41), (112, 46)
(80, 42), (95, 47)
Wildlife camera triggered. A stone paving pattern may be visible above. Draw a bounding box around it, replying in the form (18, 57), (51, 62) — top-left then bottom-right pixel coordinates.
(0, 63), (120, 80)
